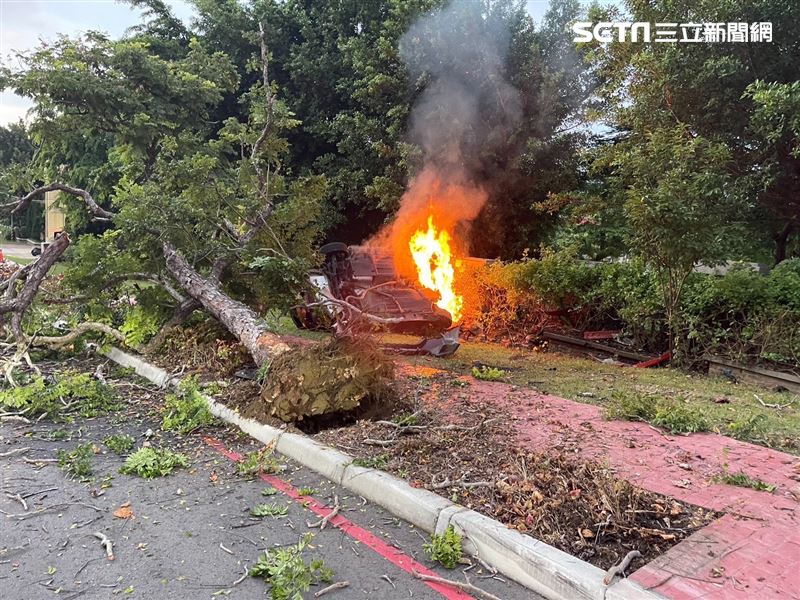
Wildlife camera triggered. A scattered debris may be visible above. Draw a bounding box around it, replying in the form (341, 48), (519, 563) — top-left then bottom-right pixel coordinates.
(93, 531), (114, 560)
(411, 570), (503, 600)
(314, 581), (350, 597)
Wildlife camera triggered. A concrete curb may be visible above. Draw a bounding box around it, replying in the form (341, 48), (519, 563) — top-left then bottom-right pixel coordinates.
(102, 346), (663, 600)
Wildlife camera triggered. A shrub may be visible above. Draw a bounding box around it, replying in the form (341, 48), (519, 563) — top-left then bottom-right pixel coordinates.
(120, 447), (189, 478)
(423, 525), (463, 569)
(161, 377), (215, 434)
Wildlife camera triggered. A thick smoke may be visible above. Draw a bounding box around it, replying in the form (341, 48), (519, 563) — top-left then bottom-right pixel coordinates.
(372, 0), (522, 265)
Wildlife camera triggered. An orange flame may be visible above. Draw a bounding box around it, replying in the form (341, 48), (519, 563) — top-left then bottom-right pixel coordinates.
(409, 215), (462, 323)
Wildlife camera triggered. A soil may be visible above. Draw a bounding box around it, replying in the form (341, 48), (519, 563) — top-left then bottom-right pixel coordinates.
(139, 330), (718, 570)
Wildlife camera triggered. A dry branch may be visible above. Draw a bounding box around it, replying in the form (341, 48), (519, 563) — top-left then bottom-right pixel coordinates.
(603, 550), (641, 585)
(411, 571), (503, 600)
(93, 531), (114, 560)
(10, 183), (114, 220)
(314, 581), (350, 597)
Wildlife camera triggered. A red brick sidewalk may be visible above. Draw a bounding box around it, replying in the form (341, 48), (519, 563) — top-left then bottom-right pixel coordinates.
(420, 370), (800, 599)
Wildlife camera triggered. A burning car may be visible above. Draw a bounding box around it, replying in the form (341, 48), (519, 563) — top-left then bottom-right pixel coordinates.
(291, 240), (462, 357)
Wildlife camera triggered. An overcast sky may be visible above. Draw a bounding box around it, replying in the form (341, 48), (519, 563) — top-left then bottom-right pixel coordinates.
(0, 0), (556, 126)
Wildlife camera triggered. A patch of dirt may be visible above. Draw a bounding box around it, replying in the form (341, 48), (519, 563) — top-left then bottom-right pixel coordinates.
(314, 371), (717, 570)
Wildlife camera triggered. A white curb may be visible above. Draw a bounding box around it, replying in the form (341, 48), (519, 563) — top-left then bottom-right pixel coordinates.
(102, 346), (664, 600)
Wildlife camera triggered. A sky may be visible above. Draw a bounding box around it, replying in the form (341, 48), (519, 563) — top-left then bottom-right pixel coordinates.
(0, 0), (555, 126)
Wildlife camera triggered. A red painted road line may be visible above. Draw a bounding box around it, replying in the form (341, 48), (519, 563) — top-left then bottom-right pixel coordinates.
(203, 436), (475, 600)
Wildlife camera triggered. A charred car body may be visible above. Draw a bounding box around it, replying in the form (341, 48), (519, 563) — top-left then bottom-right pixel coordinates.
(291, 243), (460, 357)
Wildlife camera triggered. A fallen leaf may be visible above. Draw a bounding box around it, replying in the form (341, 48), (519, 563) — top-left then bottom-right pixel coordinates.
(579, 528), (594, 538)
(209, 471), (218, 483)
(672, 479), (692, 489)
(113, 503), (134, 519)
(713, 396), (730, 404)
(710, 566), (725, 578)
(569, 489), (581, 500)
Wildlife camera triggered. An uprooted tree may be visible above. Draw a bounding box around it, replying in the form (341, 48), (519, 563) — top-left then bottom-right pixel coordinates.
(0, 15), (393, 421)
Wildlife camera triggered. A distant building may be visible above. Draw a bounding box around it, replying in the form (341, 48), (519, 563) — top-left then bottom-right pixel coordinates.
(44, 190), (66, 242)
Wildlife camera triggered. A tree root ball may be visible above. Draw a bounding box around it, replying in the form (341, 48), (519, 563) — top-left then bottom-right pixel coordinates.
(245, 337), (395, 424)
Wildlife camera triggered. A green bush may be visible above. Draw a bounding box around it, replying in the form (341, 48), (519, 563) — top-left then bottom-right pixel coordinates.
(460, 249), (799, 368)
(161, 377), (215, 434)
(57, 443), (95, 479)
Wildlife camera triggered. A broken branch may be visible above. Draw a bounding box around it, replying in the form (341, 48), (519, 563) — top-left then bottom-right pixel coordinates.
(314, 581), (350, 597)
(411, 570), (503, 600)
(603, 550), (641, 585)
(93, 531), (114, 560)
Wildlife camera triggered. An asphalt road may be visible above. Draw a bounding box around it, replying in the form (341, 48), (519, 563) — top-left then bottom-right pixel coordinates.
(0, 398), (540, 599)
(1, 242), (37, 260)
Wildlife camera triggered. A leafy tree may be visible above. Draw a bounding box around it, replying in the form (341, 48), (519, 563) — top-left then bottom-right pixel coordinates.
(587, 0), (800, 264)
(0, 7), (322, 368)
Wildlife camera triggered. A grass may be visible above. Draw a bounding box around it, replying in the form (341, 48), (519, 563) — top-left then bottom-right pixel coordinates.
(415, 340), (800, 453)
(352, 454), (389, 469)
(272, 315), (800, 454)
(715, 471), (776, 492)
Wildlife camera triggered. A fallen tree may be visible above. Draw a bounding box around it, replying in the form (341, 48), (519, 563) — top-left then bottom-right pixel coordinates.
(0, 14), (392, 420)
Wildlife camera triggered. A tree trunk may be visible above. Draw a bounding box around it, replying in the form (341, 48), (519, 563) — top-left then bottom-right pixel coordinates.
(774, 222), (794, 265)
(162, 241), (290, 366)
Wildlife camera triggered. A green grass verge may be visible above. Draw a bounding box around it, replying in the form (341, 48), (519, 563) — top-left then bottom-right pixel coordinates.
(273, 316), (799, 454)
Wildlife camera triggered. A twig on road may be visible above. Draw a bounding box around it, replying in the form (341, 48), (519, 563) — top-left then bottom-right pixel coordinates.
(314, 581), (350, 597)
(411, 570), (503, 600)
(93, 532), (114, 561)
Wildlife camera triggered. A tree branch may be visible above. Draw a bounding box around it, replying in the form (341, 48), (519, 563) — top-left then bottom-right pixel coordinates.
(9, 183), (115, 221)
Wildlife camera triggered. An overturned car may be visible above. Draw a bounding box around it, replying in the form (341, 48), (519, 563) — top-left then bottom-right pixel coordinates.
(291, 242), (460, 357)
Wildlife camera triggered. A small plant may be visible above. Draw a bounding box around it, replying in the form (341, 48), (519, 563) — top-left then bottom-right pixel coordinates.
(120, 447), (189, 478)
(57, 443), (94, 479)
(605, 391), (708, 434)
(161, 377), (216, 434)
(297, 487), (316, 496)
(471, 365), (506, 381)
(48, 429), (71, 441)
(716, 471), (776, 492)
(393, 412), (419, 426)
(651, 403), (709, 434)
(262, 487), (279, 496)
(352, 454), (389, 469)
(423, 525), (463, 569)
(251, 503), (289, 518)
(104, 434), (136, 455)
(237, 447), (281, 479)
(249, 533), (333, 599)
